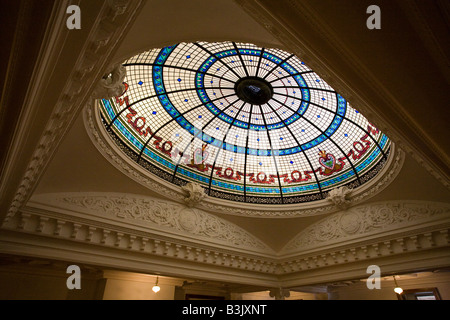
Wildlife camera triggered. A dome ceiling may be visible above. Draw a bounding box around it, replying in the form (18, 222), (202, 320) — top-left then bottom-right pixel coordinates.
(98, 41), (391, 205)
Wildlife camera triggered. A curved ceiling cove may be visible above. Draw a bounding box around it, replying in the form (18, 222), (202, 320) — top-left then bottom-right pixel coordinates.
(98, 42), (391, 205)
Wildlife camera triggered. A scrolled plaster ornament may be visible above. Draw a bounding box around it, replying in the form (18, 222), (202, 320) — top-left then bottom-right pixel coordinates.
(181, 182), (207, 207)
(92, 64), (126, 99)
(107, 0), (130, 20)
(326, 186), (352, 209)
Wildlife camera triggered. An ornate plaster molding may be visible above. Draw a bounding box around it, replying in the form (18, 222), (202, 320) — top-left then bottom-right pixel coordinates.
(181, 182), (208, 208)
(1, 197), (448, 284)
(326, 186), (352, 209)
(1, 210), (278, 276)
(28, 192), (270, 252)
(85, 101), (405, 218)
(3, 0), (145, 223)
(281, 200), (450, 254)
(91, 63), (127, 99)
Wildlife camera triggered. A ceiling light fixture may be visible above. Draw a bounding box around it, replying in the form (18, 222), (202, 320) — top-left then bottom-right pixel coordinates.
(393, 276), (403, 295)
(152, 276), (161, 293)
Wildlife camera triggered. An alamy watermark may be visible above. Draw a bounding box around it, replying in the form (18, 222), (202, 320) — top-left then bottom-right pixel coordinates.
(366, 265), (381, 289)
(66, 5), (380, 31)
(66, 265), (81, 290)
(66, 5), (81, 30)
(64, 263), (386, 291)
(366, 5), (381, 29)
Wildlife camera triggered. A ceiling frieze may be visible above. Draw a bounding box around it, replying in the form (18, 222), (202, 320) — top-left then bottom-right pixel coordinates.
(28, 192), (271, 254)
(281, 200), (450, 255)
(1, 195), (448, 286)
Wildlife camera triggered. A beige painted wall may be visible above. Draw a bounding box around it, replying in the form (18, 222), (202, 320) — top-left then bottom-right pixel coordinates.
(101, 278), (175, 300)
(0, 265), (101, 300)
(99, 270), (183, 300)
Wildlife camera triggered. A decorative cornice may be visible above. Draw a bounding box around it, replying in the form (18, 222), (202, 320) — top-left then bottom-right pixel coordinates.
(28, 192), (271, 252)
(2, 204), (448, 282)
(281, 200), (450, 254)
(1, 197), (448, 285)
(2, 200), (278, 276)
(85, 101), (405, 218)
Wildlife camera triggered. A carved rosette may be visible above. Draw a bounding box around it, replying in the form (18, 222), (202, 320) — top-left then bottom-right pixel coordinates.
(178, 208), (199, 233)
(339, 211), (361, 234)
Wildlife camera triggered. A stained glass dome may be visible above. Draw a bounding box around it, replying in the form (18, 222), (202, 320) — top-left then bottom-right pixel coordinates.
(98, 42), (391, 205)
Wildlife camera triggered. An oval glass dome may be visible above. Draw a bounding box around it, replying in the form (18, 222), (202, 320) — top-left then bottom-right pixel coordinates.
(98, 41), (391, 205)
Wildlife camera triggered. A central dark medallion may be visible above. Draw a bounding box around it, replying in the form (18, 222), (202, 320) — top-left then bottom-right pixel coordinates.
(235, 76), (273, 105)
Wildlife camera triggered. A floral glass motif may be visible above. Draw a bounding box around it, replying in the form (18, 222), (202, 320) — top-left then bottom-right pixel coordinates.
(99, 42), (391, 204)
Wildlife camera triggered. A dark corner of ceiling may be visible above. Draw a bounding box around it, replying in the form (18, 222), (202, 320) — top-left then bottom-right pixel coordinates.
(0, 0), (54, 174)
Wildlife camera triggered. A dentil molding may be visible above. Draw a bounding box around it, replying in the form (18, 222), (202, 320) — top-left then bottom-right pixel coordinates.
(1, 195), (449, 283)
(27, 192), (271, 253)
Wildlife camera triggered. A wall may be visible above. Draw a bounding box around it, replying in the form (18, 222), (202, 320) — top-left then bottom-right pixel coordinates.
(100, 270), (181, 300)
(0, 263), (102, 300)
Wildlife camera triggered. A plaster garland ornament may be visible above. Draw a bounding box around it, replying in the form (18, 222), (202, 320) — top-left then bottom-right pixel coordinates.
(326, 186), (352, 209)
(181, 182), (207, 207)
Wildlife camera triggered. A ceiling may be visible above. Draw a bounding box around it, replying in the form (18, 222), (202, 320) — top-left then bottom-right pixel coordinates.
(0, 0), (449, 290)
